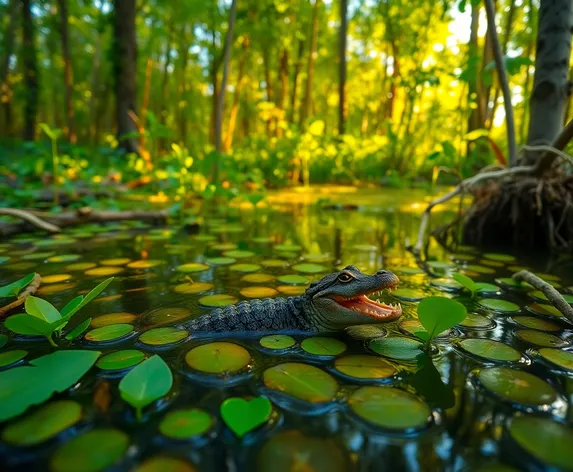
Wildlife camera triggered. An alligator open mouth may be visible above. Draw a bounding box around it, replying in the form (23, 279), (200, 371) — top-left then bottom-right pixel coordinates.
(332, 285), (402, 321)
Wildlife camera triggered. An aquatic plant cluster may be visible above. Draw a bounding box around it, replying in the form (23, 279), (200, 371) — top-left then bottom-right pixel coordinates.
(0, 213), (573, 471)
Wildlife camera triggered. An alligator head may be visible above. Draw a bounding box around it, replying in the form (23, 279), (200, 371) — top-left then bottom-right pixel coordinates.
(305, 265), (402, 330)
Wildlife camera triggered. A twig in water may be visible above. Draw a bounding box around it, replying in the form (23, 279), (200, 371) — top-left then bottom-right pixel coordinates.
(0, 273), (42, 317)
(0, 208), (61, 233)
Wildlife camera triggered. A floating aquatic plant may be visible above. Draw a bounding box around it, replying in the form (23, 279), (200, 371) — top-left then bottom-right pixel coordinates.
(414, 296), (467, 349)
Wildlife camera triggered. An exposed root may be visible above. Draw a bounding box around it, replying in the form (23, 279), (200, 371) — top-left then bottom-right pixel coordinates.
(0, 207), (169, 238)
(0, 208), (61, 233)
(0, 273), (42, 317)
(512, 270), (573, 324)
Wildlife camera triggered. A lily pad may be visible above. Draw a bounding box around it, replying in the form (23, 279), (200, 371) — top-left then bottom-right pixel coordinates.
(42, 274), (72, 284)
(0, 349), (28, 368)
(508, 416), (573, 470)
(205, 257), (236, 266)
(430, 278), (463, 291)
(194, 234), (216, 242)
(396, 266), (424, 275)
(511, 316), (561, 332)
(240, 286), (278, 298)
(1, 400), (82, 446)
(223, 250), (255, 259)
(304, 253), (333, 263)
(84, 324), (134, 343)
(478, 299), (520, 313)
(220, 396), (272, 438)
(495, 278), (532, 290)
(464, 264), (496, 274)
(277, 274), (310, 285)
(139, 327), (188, 346)
(21, 251), (55, 261)
(277, 285), (307, 296)
(85, 266), (123, 277)
(100, 258), (131, 266)
(260, 335), (296, 350)
(241, 273), (275, 283)
(475, 283), (500, 294)
(369, 336), (424, 362)
(5, 261), (36, 271)
(399, 319), (451, 337)
(173, 282), (213, 294)
(229, 263), (261, 273)
(159, 408), (214, 439)
(301, 337), (347, 356)
(477, 366), (557, 405)
(141, 307), (191, 327)
(392, 288), (426, 301)
(38, 282), (77, 295)
(261, 259), (289, 268)
(91, 312), (137, 328)
(334, 355), (396, 380)
(127, 260), (164, 269)
(274, 244), (302, 252)
(292, 263), (326, 274)
(349, 386), (431, 430)
(459, 313), (495, 329)
(537, 348), (573, 372)
(484, 253), (516, 262)
(185, 342), (251, 374)
(66, 262), (97, 271)
(96, 350), (146, 370)
(458, 339), (521, 362)
(199, 294), (238, 307)
(133, 457), (197, 472)
(176, 263), (209, 273)
(515, 329), (568, 347)
(48, 254), (81, 263)
(525, 303), (564, 318)
(50, 428), (129, 472)
(212, 243), (237, 251)
(530, 290), (573, 303)
(263, 363), (338, 403)
(0, 334), (8, 349)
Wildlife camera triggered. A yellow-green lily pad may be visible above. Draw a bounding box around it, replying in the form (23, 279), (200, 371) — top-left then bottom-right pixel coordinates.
(369, 336), (424, 362)
(537, 348), (573, 372)
(261, 259), (289, 268)
(85, 324), (134, 343)
(292, 263), (326, 274)
(0, 349), (28, 368)
(185, 342), (251, 374)
(139, 327), (188, 346)
(176, 263), (209, 273)
(159, 408), (214, 440)
(223, 250), (255, 259)
(263, 363), (338, 403)
(277, 274), (310, 285)
(241, 273), (275, 283)
(96, 350), (146, 370)
(229, 263), (261, 273)
(458, 339), (521, 362)
(511, 316), (561, 332)
(515, 329), (568, 347)
(525, 303), (564, 318)
(141, 308), (191, 327)
(301, 337), (347, 356)
(259, 335), (296, 350)
(478, 299), (520, 313)
(199, 294), (238, 307)
(173, 282), (213, 294)
(334, 355), (396, 380)
(240, 286), (278, 298)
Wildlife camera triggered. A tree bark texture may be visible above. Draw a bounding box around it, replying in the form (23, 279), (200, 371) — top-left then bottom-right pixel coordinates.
(299, 0), (320, 128)
(57, 0), (76, 143)
(0, 0), (18, 137)
(21, 0), (38, 141)
(338, 0), (348, 135)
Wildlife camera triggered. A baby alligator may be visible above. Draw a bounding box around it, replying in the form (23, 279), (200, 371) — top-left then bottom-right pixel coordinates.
(185, 265), (402, 333)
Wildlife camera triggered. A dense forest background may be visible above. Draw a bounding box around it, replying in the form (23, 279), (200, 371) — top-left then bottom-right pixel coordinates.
(0, 0), (553, 188)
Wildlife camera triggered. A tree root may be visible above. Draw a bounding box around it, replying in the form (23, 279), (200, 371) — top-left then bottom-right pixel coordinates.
(512, 270), (573, 324)
(0, 207), (169, 238)
(0, 273), (42, 317)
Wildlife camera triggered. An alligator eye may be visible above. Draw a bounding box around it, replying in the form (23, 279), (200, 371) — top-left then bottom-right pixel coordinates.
(338, 273), (353, 283)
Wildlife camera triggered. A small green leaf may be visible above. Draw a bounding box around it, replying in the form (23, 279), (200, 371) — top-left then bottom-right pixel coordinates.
(413, 330), (430, 342)
(61, 278), (114, 320)
(0, 274), (35, 298)
(220, 397), (272, 438)
(119, 355), (172, 419)
(60, 296), (84, 319)
(65, 318), (92, 341)
(5, 314), (55, 337)
(25, 296), (61, 323)
(453, 273), (477, 298)
(417, 297), (467, 342)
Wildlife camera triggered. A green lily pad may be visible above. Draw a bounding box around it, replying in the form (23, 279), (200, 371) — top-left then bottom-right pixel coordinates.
(458, 339), (521, 362)
(369, 336), (424, 362)
(277, 274), (310, 285)
(525, 303), (564, 318)
(530, 290), (573, 304)
(515, 329), (568, 347)
(396, 266), (424, 275)
(127, 260), (164, 269)
(392, 288), (426, 301)
(5, 262), (36, 271)
(206, 257), (237, 266)
(84, 324), (134, 343)
(301, 337), (347, 356)
(292, 263), (326, 274)
(173, 282), (213, 294)
(42, 274), (72, 284)
(349, 386), (431, 430)
(85, 266), (123, 277)
(185, 342), (251, 374)
(0, 334), (8, 349)
(194, 234), (216, 242)
(475, 283), (500, 294)
(304, 253), (333, 263)
(430, 278), (463, 291)
(274, 244), (302, 252)
(534, 272), (561, 282)
(495, 278), (532, 290)
(1, 400), (82, 446)
(459, 313), (495, 329)
(141, 307), (191, 327)
(483, 253), (516, 262)
(159, 408), (214, 439)
(537, 348), (573, 372)
(478, 299), (520, 313)
(212, 243), (237, 251)
(50, 428), (129, 472)
(100, 258), (131, 266)
(334, 355), (396, 379)
(277, 285), (307, 295)
(21, 251), (54, 261)
(220, 396), (272, 438)
(464, 264), (496, 274)
(91, 313), (137, 328)
(199, 294), (238, 307)
(133, 457), (197, 472)
(139, 327), (188, 346)
(66, 262), (97, 271)
(508, 416), (573, 470)
(400, 318), (451, 338)
(229, 263), (261, 273)
(241, 273), (275, 283)
(260, 335), (296, 350)
(96, 350), (146, 370)
(261, 259), (289, 268)
(176, 263), (209, 273)
(223, 250), (255, 259)
(240, 286), (278, 298)
(477, 367), (557, 405)
(511, 316), (561, 332)
(48, 254), (81, 263)
(0, 349), (28, 368)
(263, 363), (338, 403)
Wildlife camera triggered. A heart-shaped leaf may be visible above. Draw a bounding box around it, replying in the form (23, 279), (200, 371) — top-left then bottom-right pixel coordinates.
(220, 397), (272, 438)
(417, 296), (467, 342)
(453, 273), (476, 298)
(5, 314), (55, 337)
(25, 296), (61, 323)
(0, 274), (35, 298)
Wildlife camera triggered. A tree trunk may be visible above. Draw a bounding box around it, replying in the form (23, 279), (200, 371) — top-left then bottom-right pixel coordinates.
(338, 0), (348, 135)
(0, 0), (18, 137)
(178, 25), (192, 144)
(224, 37), (249, 152)
(467, 3), (482, 134)
(112, 0), (138, 154)
(262, 45), (274, 137)
(299, 0), (320, 128)
(289, 38), (305, 123)
(56, 0), (76, 143)
(277, 48), (288, 137)
(159, 25), (174, 151)
(527, 0), (573, 168)
(214, 0), (238, 164)
(21, 0), (38, 141)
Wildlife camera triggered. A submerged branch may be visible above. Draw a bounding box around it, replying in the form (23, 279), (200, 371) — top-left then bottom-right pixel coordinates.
(0, 208), (61, 233)
(512, 270), (573, 324)
(0, 273), (42, 317)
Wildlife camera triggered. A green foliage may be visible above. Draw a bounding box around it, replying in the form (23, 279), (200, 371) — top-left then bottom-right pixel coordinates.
(415, 296), (467, 347)
(0, 350), (100, 422)
(4, 278), (114, 347)
(0, 274), (35, 298)
(220, 397), (272, 438)
(119, 355), (173, 421)
(453, 273), (477, 298)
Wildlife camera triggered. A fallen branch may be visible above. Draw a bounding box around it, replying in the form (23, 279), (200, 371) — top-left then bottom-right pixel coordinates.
(512, 270), (573, 324)
(0, 207), (169, 238)
(0, 273), (42, 317)
(0, 208), (61, 233)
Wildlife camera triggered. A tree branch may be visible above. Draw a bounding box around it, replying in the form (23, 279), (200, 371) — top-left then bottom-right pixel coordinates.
(0, 208), (61, 233)
(0, 273), (42, 317)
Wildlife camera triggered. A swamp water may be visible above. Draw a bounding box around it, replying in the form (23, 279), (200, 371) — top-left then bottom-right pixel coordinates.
(1, 188), (573, 471)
